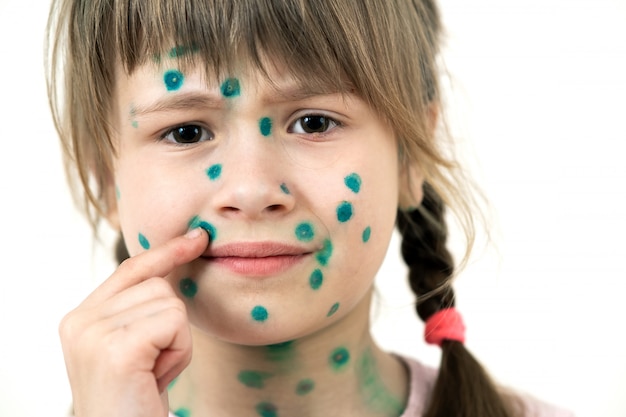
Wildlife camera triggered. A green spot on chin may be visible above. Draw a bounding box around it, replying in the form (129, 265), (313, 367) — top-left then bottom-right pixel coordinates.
(251, 305), (268, 322)
(173, 408), (191, 417)
(296, 378), (315, 395)
(255, 402), (278, 417)
(259, 117), (272, 136)
(309, 269), (323, 290)
(187, 216), (217, 241)
(336, 201), (353, 223)
(237, 370), (273, 389)
(329, 347), (350, 371)
(295, 222), (315, 242)
(315, 239), (333, 266)
(179, 278), (198, 299)
(164, 69), (184, 91)
(362, 226), (371, 243)
(327, 302), (340, 317)
(221, 78), (241, 98)
(344, 173), (362, 193)
(206, 164), (222, 180)
(138, 233), (150, 250)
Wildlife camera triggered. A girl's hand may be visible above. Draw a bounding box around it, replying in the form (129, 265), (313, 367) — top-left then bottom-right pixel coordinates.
(59, 228), (209, 417)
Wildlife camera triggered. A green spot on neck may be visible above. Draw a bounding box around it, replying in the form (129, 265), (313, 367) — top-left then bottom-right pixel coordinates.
(237, 370), (273, 389)
(255, 402), (278, 417)
(265, 341), (295, 362)
(356, 348), (404, 416)
(295, 378), (315, 395)
(329, 346), (350, 371)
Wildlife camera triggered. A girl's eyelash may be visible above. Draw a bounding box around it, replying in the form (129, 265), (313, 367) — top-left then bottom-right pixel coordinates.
(160, 124), (214, 145)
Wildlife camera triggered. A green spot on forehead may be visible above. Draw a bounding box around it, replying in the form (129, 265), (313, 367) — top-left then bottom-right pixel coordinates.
(138, 233), (150, 250)
(316, 239), (333, 266)
(237, 370), (273, 389)
(344, 173), (362, 193)
(179, 278), (198, 299)
(206, 164), (222, 180)
(221, 78), (241, 97)
(164, 69), (184, 91)
(329, 347), (350, 371)
(259, 117), (272, 136)
(251, 305), (268, 322)
(295, 222), (315, 242)
(336, 201), (353, 223)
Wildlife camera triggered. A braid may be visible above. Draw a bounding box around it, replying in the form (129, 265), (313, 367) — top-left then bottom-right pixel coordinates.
(397, 183), (517, 417)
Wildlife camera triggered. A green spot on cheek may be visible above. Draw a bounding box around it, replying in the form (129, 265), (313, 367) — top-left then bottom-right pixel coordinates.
(237, 370), (273, 388)
(255, 402), (278, 417)
(295, 222), (315, 242)
(131, 120), (139, 128)
(251, 305), (268, 322)
(167, 377), (178, 391)
(221, 78), (241, 97)
(336, 201), (353, 223)
(315, 239), (333, 266)
(309, 269), (323, 290)
(173, 408), (191, 417)
(179, 278), (198, 298)
(188, 216), (217, 241)
(329, 347), (350, 371)
(138, 233), (150, 250)
(206, 164), (222, 180)
(327, 302), (340, 317)
(344, 173), (362, 193)
(164, 69), (184, 91)
(362, 226), (371, 243)
(259, 117), (272, 136)
(115, 185), (121, 200)
(296, 378), (315, 395)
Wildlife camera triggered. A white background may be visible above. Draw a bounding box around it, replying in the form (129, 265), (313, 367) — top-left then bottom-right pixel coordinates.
(1, 1), (625, 416)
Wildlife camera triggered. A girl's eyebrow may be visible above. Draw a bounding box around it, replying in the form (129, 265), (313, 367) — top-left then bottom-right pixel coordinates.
(133, 92), (223, 117)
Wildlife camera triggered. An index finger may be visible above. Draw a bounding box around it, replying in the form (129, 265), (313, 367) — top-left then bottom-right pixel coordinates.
(84, 227), (209, 305)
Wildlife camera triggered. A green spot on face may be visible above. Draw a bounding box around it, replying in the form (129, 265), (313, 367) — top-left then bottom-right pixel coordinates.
(188, 216), (217, 241)
(296, 378), (315, 395)
(309, 269), (323, 290)
(131, 120), (139, 128)
(280, 183), (290, 194)
(255, 402), (278, 417)
(259, 117), (272, 136)
(237, 370), (273, 389)
(362, 226), (371, 243)
(251, 306), (268, 322)
(295, 222), (315, 242)
(329, 347), (350, 371)
(206, 164), (222, 180)
(138, 233), (150, 250)
(344, 173), (362, 193)
(327, 302), (340, 317)
(164, 69), (184, 91)
(221, 78), (241, 97)
(115, 185), (120, 200)
(173, 408), (191, 417)
(336, 201), (353, 223)
(179, 278), (198, 299)
(167, 376), (178, 391)
(315, 239), (333, 266)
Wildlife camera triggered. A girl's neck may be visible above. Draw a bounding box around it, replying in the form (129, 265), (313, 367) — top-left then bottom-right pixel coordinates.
(168, 294), (410, 417)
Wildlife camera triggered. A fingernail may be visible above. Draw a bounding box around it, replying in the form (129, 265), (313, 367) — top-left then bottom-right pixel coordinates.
(184, 227), (202, 239)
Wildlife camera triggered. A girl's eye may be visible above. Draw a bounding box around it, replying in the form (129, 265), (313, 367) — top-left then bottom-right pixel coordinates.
(290, 115), (338, 134)
(163, 124), (213, 144)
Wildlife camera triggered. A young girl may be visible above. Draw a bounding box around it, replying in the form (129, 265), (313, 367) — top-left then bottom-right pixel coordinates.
(46, 1), (574, 416)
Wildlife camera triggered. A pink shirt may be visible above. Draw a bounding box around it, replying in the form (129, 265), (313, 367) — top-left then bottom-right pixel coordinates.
(169, 355), (574, 416)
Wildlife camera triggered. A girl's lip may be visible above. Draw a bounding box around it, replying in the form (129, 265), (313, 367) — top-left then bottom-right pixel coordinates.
(202, 242), (313, 276)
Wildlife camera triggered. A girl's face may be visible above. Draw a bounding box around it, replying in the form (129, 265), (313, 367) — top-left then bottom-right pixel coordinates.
(109, 58), (400, 345)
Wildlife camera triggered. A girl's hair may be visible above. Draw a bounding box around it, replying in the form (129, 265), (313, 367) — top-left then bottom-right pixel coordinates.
(46, 1), (517, 415)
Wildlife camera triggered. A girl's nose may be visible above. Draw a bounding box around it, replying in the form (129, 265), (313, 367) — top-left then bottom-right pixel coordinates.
(211, 139), (295, 221)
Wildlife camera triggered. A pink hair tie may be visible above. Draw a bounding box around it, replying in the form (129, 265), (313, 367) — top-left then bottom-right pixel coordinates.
(424, 308), (466, 346)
